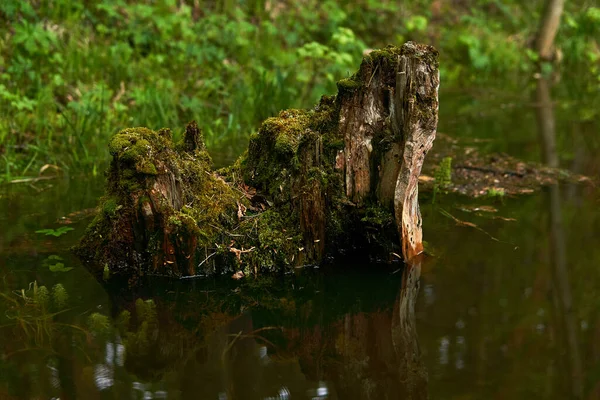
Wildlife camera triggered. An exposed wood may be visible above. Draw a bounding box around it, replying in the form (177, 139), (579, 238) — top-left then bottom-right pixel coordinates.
(393, 43), (439, 262)
(336, 43), (439, 262)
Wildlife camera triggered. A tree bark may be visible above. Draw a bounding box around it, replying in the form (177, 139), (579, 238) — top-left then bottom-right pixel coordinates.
(536, 0), (565, 61)
(75, 42), (439, 280)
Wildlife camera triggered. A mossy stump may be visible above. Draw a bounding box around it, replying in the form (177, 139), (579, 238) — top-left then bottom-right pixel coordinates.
(75, 42), (440, 281)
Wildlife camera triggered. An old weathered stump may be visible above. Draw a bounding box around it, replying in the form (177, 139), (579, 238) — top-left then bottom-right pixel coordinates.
(334, 43), (439, 261)
(75, 42), (439, 280)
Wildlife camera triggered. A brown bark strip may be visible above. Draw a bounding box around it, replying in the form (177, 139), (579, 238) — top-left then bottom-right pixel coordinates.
(393, 43), (440, 262)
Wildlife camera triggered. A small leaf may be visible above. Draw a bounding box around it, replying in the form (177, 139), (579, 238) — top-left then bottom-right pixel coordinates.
(49, 263), (73, 273)
(52, 284), (69, 309)
(35, 227), (74, 237)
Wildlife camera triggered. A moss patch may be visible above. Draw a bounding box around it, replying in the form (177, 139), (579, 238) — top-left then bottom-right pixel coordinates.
(75, 123), (243, 279)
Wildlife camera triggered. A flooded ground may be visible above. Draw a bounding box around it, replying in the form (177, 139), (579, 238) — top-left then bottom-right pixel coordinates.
(1, 78), (599, 399)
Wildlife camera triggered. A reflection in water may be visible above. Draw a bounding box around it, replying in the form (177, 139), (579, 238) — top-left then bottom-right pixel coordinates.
(72, 267), (427, 399)
(392, 262), (428, 399)
(204, 266), (426, 399)
(535, 76), (583, 399)
(0, 267), (427, 398)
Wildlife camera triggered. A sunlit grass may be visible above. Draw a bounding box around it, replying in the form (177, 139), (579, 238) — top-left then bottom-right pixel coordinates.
(0, 0), (598, 183)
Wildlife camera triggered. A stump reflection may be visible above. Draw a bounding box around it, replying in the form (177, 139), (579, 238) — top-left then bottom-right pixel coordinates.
(91, 267), (428, 399)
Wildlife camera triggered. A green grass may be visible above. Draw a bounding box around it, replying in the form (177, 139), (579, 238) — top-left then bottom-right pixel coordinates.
(0, 0), (598, 182)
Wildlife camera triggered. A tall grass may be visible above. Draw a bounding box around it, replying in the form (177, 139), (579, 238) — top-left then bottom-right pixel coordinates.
(0, 0), (598, 182)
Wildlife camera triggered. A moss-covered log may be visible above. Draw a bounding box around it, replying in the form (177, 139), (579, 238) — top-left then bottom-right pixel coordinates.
(74, 42), (439, 280)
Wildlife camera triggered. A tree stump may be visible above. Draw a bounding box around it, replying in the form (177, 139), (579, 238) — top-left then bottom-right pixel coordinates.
(74, 42), (439, 280)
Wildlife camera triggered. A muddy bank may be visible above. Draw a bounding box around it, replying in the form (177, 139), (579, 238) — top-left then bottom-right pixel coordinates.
(421, 133), (594, 198)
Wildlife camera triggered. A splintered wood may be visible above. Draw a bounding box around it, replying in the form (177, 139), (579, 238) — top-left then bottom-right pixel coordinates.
(337, 42), (439, 262)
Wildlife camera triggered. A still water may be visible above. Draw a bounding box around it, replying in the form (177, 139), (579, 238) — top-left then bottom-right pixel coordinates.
(1, 78), (599, 399)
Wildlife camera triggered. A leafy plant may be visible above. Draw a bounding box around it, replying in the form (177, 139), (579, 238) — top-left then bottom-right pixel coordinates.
(87, 312), (111, 336)
(35, 227), (74, 237)
(42, 255), (73, 273)
(433, 157), (453, 203)
(486, 187), (506, 199)
(0, 281), (76, 347)
(0, 0), (598, 182)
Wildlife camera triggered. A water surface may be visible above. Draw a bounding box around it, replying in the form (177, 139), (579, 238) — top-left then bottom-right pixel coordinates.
(1, 78), (599, 399)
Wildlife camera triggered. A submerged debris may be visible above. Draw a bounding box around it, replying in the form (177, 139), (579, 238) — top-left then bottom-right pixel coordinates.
(421, 133), (594, 198)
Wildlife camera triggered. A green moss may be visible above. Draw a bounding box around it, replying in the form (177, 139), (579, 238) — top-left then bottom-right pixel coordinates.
(274, 130), (299, 157)
(108, 135), (134, 156)
(365, 45), (402, 64)
(336, 77), (362, 92)
(323, 136), (344, 152)
(157, 127), (172, 141)
(306, 166), (327, 186)
(243, 109), (313, 202)
(168, 215), (182, 227)
(108, 127), (170, 162)
(361, 205), (394, 227)
(178, 213), (199, 233)
(115, 167), (142, 193)
(137, 160), (158, 175)
(102, 197), (120, 217)
(310, 95), (338, 132)
(235, 208), (302, 271)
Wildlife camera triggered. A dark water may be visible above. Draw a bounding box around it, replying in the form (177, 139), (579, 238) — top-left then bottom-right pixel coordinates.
(1, 78), (599, 399)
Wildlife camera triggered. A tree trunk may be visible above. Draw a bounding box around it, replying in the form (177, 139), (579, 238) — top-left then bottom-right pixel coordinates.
(536, 0), (565, 61)
(74, 42), (439, 280)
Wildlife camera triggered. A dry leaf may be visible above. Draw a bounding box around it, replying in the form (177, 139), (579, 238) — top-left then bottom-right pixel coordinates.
(232, 271), (245, 280)
(418, 175), (435, 183)
(39, 164), (61, 175)
(230, 246), (256, 262)
(237, 201), (247, 220)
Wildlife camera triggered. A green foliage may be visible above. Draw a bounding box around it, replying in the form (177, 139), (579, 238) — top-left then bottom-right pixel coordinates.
(0, 0), (367, 181)
(33, 283), (50, 309)
(0, 0), (597, 181)
(35, 226), (74, 237)
(486, 187), (506, 199)
(433, 157), (453, 203)
(0, 280), (78, 348)
(41, 255), (74, 272)
(87, 312), (111, 335)
(51, 283), (69, 309)
(103, 264), (110, 280)
(434, 157), (453, 188)
(127, 299), (159, 352)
